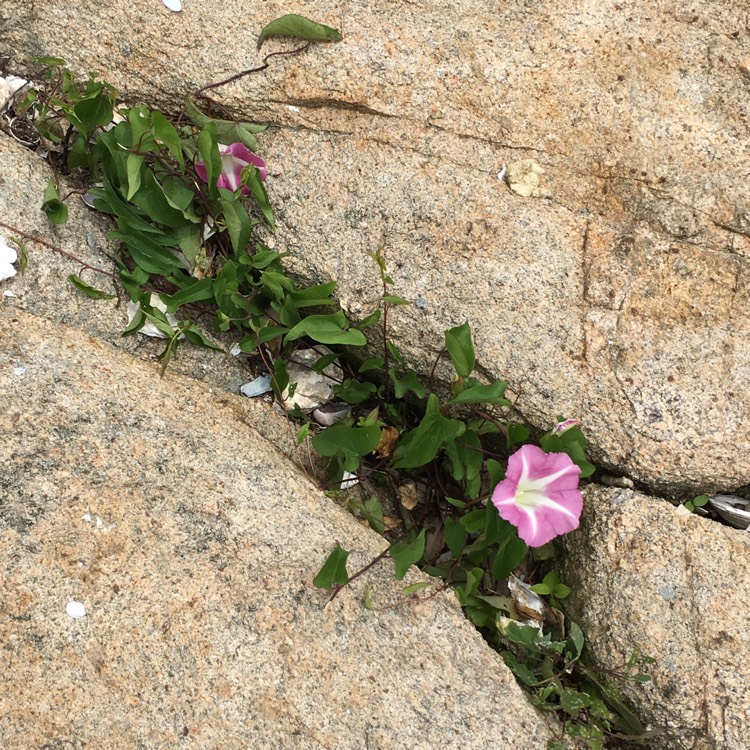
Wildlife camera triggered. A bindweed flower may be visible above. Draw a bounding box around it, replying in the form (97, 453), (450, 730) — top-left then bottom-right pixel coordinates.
(195, 142), (267, 195)
(492, 444), (583, 547)
(552, 418), (580, 436)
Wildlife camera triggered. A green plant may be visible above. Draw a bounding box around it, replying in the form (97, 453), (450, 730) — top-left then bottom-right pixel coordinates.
(683, 494), (709, 513)
(14, 36), (652, 747)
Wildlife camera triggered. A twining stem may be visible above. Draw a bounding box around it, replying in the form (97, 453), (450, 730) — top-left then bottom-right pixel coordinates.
(0, 219), (116, 281)
(327, 544), (394, 603)
(193, 43), (312, 99)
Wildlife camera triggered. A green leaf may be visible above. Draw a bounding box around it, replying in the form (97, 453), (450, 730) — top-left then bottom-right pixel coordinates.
(41, 179), (68, 224)
(219, 193), (252, 253)
(182, 325), (224, 352)
(567, 621), (585, 659)
(560, 689), (592, 716)
(334, 379), (377, 404)
(312, 423), (381, 472)
(443, 516), (466, 558)
(110, 225), (184, 275)
(506, 422), (530, 447)
(184, 96), (264, 150)
(391, 394), (465, 469)
(445, 321), (475, 377)
(285, 311), (366, 346)
(151, 111), (185, 170)
(9, 238), (28, 274)
(349, 496), (384, 536)
(401, 582), (430, 596)
(390, 530), (425, 580)
(242, 165), (274, 229)
(257, 14), (343, 51)
(358, 357), (384, 373)
(499, 619), (544, 653)
(383, 294), (410, 305)
(363, 585), (374, 609)
(490, 516), (528, 580)
(444, 430), (483, 498)
(73, 93), (114, 133)
(388, 367), (426, 399)
(67, 274), (116, 300)
(448, 380), (510, 406)
(163, 279), (215, 310)
(486, 458), (504, 488)
(197, 122), (221, 196)
(313, 544), (350, 589)
(67, 134), (88, 169)
(501, 650), (539, 686)
(125, 154), (144, 201)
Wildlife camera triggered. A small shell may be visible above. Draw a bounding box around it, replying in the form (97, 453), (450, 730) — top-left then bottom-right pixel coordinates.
(65, 600), (87, 619)
(708, 495), (750, 530)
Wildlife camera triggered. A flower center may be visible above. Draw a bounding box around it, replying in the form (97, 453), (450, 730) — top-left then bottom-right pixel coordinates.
(515, 484), (547, 508)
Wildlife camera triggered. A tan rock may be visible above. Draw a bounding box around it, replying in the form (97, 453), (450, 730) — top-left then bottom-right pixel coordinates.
(3, 0), (750, 491)
(0, 308), (557, 748)
(560, 485), (750, 750)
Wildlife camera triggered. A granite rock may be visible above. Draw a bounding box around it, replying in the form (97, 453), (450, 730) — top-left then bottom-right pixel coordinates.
(3, 0), (750, 491)
(0, 307), (558, 749)
(560, 485), (750, 750)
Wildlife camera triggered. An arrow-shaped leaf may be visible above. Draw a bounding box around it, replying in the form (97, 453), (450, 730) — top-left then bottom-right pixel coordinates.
(257, 14), (343, 51)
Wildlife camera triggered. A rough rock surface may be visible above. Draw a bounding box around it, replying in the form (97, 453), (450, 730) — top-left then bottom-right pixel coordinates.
(560, 485), (750, 750)
(3, 0), (750, 492)
(0, 307), (558, 749)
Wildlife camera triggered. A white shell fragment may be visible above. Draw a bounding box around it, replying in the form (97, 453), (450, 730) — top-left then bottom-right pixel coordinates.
(240, 374), (273, 398)
(0, 75), (30, 112)
(0, 234), (18, 282)
(126, 292), (181, 338)
(4, 290), (16, 298)
(505, 159), (552, 198)
(282, 347), (342, 413)
(229, 342), (243, 357)
(161, 0), (182, 11)
(340, 471), (359, 490)
(708, 495), (750, 530)
(12, 367), (26, 377)
(65, 600), (87, 620)
(311, 402), (350, 426)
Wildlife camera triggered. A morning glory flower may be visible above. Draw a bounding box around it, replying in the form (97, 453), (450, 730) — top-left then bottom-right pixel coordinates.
(195, 143), (267, 195)
(552, 418), (580, 435)
(492, 444), (583, 547)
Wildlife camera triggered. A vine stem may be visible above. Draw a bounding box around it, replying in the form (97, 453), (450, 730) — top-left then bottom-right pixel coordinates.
(0, 219), (116, 281)
(192, 43), (312, 98)
(327, 543), (394, 604)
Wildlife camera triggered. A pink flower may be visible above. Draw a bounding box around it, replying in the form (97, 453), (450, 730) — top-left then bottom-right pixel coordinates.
(195, 143), (267, 194)
(552, 418), (580, 435)
(492, 444), (582, 547)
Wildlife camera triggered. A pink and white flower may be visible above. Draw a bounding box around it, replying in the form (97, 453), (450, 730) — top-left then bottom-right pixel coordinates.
(195, 143), (267, 195)
(492, 444), (583, 547)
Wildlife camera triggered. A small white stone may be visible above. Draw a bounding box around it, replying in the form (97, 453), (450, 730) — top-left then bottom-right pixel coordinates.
(12, 367), (26, 377)
(82, 513), (92, 522)
(288, 105), (300, 113)
(229, 342), (242, 357)
(65, 600), (87, 619)
(161, 0), (182, 10)
(4, 290), (16, 298)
